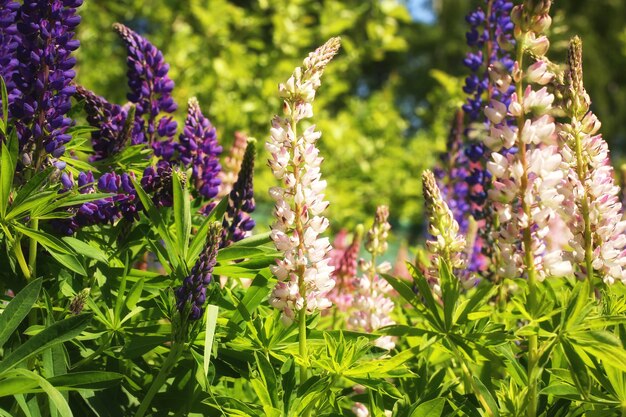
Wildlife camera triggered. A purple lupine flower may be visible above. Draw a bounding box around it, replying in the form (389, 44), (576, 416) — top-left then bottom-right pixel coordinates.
(10, 0), (82, 169)
(141, 160), (176, 208)
(55, 171), (139, 235)
(113, 23), (177, 145)
(434, 111), (470, 234)
(462, 0), (515, 220)
(74, 85), (136, 161)
(177, 98), (222, 200)
(175, 222), (221, 320)
(221, 138), (256, 247)
(0, 0), (19, 109)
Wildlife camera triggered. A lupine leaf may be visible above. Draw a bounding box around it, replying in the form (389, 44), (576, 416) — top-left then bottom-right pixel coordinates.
(0, 314), (92, 375)
(0, 278), (42, 349)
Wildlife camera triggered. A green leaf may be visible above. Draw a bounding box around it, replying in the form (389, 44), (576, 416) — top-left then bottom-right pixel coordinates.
(228, 271), (272, 329)
(9, 167), (53, 210)
(188, 197), (229, 265)
(48, 251), (87, 276)
(125, 278), (144, 310)
(14, 224), (75, 255)
(61, 237), (108, 263)
(47, 371), (123, 390)
(4, 369), (72, 417)
(410, 398), (445, 417)
(0, 278), (42, 349)
(561, 338), (591, 396)
(172, 170), (191, 259)
(204, 305), (219, 379)
(439, 260), (458, 330)
(254, 352), (279, 409)
(472, 376), (500, 417)
(0, 314), (92, 375)
(217, 246), (272, 262)
(131, 177), (180, 269)
(0, 130), (18, 219)
(1, 76), (8, 130)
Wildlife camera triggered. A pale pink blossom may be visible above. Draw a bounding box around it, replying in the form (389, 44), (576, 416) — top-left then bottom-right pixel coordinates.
(267, 38), (341, 324)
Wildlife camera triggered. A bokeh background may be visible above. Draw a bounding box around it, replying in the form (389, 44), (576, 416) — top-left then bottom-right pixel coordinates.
(74, 0), (626, 243)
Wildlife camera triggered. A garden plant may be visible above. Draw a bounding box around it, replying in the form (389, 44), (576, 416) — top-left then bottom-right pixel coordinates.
(1, 0), (626, 416)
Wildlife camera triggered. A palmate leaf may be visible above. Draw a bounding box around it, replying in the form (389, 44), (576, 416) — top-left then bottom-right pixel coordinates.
(0, 371), (123, 396)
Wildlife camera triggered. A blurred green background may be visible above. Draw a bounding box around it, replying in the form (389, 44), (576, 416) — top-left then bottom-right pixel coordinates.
(74, 0), (626, 242)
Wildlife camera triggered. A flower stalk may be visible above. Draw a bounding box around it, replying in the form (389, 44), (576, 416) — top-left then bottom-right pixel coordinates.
(266, 37), (341, 385)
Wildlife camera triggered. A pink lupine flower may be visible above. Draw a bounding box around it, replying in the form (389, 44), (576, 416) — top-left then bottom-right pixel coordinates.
(267, 38), (341, 325)
(348, 206), (396, 350)
(328, 227), (362, 312)
(482, 9), (573, 281)
(560, 37), (626, 284)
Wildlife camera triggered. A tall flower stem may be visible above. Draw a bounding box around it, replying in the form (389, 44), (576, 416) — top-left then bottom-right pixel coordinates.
(573, 129), (594, 292)
(512, 31), (539, 417)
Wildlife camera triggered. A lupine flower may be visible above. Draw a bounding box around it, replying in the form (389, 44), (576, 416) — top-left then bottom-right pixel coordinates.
(422, 170), (466, 270)
(328, 226), (363, 312)
(113, 23), (177, 145)
(267, 37), (341, 325)
(221, 138), (256, 247)
(460, 0), (516, 278)
(56, 171), (139, 235)
(75, 85), (136, 161)
(175, 222), (221, 320)
(176, 98), (222, 200)
(560, 37), (626, 284)
(10, 0), (82, 169)
(0, 0), (19, 107)
(484, 0), (572, 281)
(218, 131), (249, 198)
(435, 111), (470, 233)
(141, 160), (177, 208)
(69, 288), (90, 315)
(349, 206), (396, 350)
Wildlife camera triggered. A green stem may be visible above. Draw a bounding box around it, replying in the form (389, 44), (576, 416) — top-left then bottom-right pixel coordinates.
(298, 307), (308, 383)
(512, 36), (539, 417)
(573, 129), (594, 293)
(134, 342), (184, 417)
(28, 218), (38, 279)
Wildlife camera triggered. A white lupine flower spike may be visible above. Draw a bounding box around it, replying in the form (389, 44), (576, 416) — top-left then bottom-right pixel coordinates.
(267, 37), (341, 326)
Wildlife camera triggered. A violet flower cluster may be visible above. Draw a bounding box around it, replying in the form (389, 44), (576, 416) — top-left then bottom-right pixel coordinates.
(0, 0), (19, 105)
(175, 222), (221, 320)
(267, 37), (340, 325)
(176, 98), (223, 200)
(113, 23), (177, 145)
(9, 0), (82, 169)
(463, 0), (515, 219)
(57, 171), (139, 235)
(221, 138), (256, 247)
(75, 85), (135, 161)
